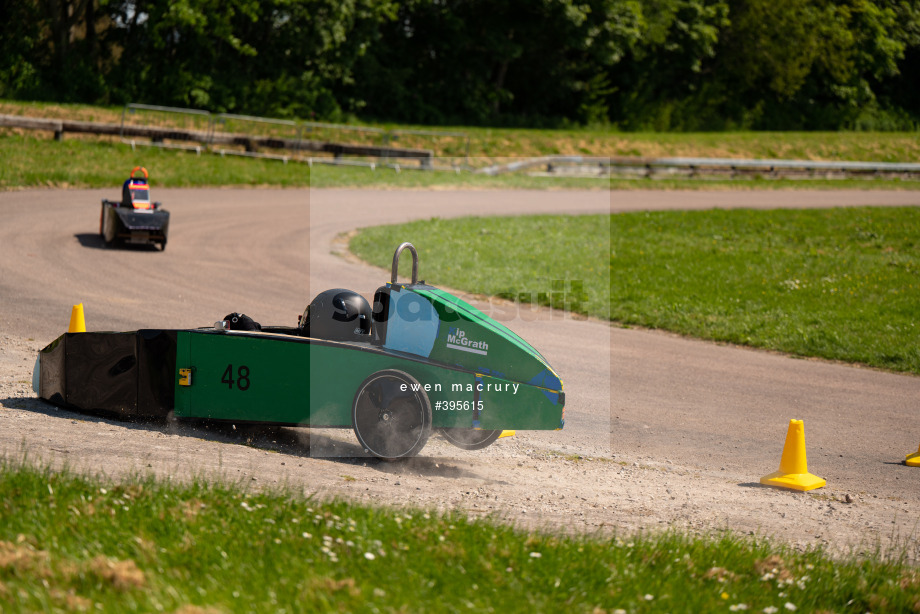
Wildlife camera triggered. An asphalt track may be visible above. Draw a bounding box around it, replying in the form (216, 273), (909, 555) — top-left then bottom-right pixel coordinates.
(1, 187), (919, 504)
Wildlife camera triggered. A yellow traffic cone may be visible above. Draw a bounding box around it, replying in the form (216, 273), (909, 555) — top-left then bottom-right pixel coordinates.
(760, 419), (826, 491)
(68, 303), (86, 333)
(906, 443), (920, 467)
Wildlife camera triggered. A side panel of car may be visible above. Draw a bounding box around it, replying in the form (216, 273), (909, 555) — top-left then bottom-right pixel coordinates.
(172, 330), (562, 430)
(174, 331), (311, 424)
(174, 330), (478, 427)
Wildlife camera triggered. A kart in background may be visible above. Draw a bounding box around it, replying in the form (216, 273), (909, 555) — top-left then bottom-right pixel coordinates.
(99, 166), (169, 250)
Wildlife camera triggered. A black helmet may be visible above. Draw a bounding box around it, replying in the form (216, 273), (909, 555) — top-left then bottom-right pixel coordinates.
(305, 289), (372, 341)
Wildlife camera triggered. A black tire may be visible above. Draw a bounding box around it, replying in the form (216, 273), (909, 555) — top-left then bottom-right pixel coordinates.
(159, 239), (167, 251)
(440, 428), (502, 451)
(100, 205), (116, 248)
(352, 370), (432, 460)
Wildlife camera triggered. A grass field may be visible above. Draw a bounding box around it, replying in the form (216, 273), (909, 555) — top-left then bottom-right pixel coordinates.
(351, 207), (920, 375)
(2, 462), (917, 613)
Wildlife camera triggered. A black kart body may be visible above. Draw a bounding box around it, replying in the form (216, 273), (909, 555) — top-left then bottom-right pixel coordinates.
(99, 168), (169, 250)
(100, 202), (170, 249)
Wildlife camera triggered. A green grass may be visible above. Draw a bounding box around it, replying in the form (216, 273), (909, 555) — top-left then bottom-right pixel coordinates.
(609, 207), (920, 373)
(351, 215), (610, 317)
(351, 208), (920, 374)
(0, 134), (305, 188)
(1, 462), (917, 613)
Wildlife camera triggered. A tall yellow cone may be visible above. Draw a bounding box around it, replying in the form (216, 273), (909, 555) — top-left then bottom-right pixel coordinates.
(906, 443), (920, 467)
(68, 303), (86, 333)
(760, 419), (825, 491)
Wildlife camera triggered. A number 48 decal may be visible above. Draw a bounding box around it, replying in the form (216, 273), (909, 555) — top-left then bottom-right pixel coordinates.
(221, 364), (251, 391)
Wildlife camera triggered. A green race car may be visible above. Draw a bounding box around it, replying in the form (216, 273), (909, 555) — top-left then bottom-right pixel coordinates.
(33, 243), (565, 459)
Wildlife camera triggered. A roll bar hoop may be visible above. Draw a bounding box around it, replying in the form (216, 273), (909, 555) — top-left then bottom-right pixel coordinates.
(391, 242), (419, 284)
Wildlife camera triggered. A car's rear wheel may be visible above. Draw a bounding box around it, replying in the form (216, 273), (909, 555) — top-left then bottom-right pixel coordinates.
(352, 370), (431, 460)
(440, 428), (502, 450)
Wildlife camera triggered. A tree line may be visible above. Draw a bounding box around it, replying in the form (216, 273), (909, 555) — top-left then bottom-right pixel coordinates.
(2, 0), (918, 130)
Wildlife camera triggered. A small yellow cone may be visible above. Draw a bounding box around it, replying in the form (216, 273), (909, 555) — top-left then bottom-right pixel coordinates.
(906, 443), (920, 467)
(760, 419), (825, 491)
(498, 430), (515, 439)
(68, 303), (86, 333)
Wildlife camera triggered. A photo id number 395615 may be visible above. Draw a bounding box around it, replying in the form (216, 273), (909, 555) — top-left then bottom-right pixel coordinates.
(434, 400), (483, 411)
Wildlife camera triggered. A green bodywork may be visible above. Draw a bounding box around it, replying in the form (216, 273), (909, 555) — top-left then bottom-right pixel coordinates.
(173, 282), (564, 431)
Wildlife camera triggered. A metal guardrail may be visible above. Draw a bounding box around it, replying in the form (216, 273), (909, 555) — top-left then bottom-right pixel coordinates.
(651, 157), (920, 173)
(0, 107), (435, 163)
(477, 155), (920, 180)
(121, 103), (211, 135)
(299, 121), (470, 164)
(120, 105), (434, 161)
(209, 113), (302, 160)
(120, 104), (211, 154)
(302, 121), (386, 137)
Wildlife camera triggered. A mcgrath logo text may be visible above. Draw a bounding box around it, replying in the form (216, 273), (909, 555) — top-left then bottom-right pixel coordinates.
(446, 327), (489, 356)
